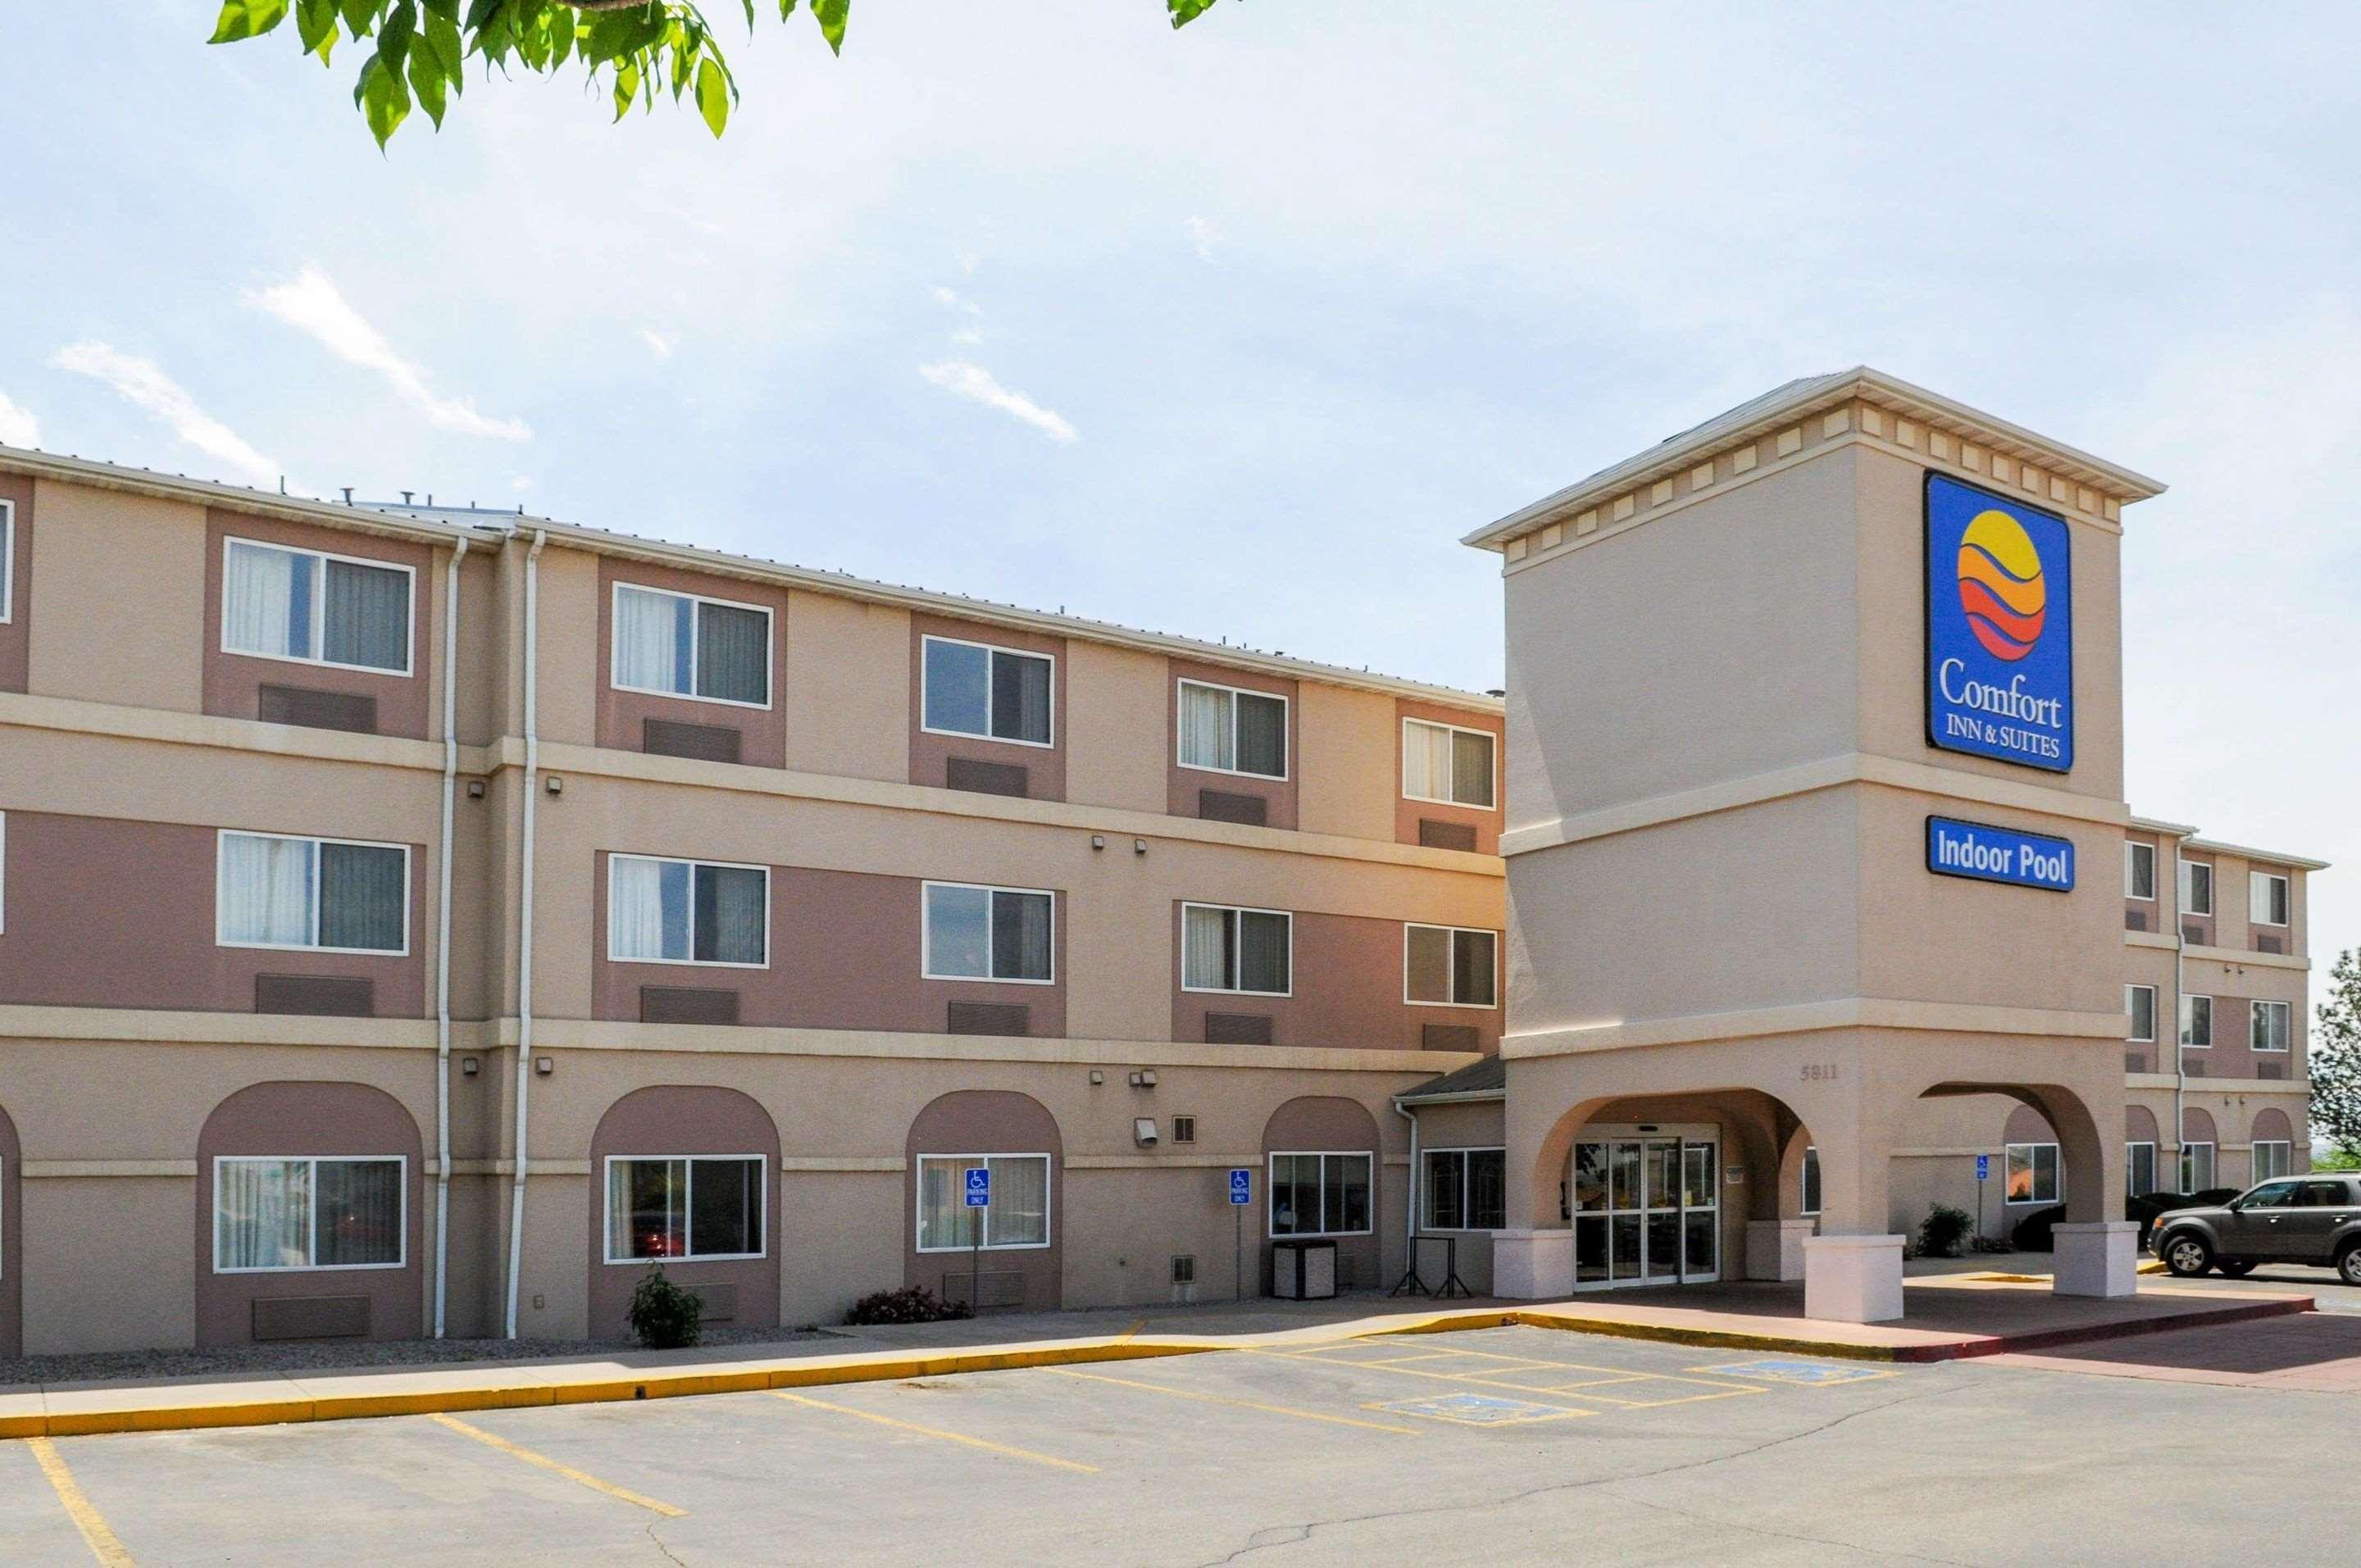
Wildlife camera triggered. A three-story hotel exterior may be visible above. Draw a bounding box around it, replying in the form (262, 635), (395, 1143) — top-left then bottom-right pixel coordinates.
(0, 367), (2325, 1354)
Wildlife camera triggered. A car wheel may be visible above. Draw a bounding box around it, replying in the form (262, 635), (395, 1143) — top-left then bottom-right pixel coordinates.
(2338, 1243), (2361, 1288)
(2218, 1261), (2255, 1278)
(2162, 1232), (2213, 1277)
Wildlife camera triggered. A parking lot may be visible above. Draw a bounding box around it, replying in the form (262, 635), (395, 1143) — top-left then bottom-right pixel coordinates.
(8, 1320), (2358, 1566)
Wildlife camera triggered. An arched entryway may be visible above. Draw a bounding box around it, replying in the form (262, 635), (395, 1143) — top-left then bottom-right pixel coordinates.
(905, 1090), (1063, 1312)
(1262, 1097), (1383, 1293)
(589, 1086), (782, 1340)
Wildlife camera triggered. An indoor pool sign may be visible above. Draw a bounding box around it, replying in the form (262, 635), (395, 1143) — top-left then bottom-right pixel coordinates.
(1925, 474), (2073, 772)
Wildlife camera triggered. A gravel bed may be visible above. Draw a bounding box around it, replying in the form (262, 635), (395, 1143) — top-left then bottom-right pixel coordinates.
(0, 1325), (842, 1390)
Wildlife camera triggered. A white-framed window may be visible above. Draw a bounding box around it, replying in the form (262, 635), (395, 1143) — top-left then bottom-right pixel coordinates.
(603, 1155), (766, 1262)
(1269, 1151), (1372, 1237)
(607, 853), (768, 967)
(2123, 841), (2155, 900)
(0, 497), (14, 624)
(1180, 903), (1292, 996)
(2179, 1141), (2216, 1192)
(922, 882), (1054, 984)
(1402, 719), (1496, 809)
(1404, 924), (1498, 1008)
(2252, 1141), (2293, 1183)
(1176, 679), (1288, 779)
(213, 1155), (404, 1272)
(2126, 1141), (2157, 1198)
(221, 536), (414, 675)
(2004, 1143), (2060, 1206)
(915, 1153), (1052, 1252)
(2251, 999), (2291, 1052)
(2179, 858), (2213, 916)
(216, 829), (409, 955)
(2125, 984), (2157, 1044)
(1422, 1148), (1505, 1231)
(2250, 870), (2290, 928)
(921, 634), (1053, 748)
(2180, 993), (2213, 1049)
(1800, 1145), (1822, 1216)
(610, 581), (772, 708)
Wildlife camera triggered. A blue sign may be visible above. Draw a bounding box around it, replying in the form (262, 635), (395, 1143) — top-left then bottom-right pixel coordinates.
(1976, 1154), (1990, 1183)
(963, 1166), (990, 1207)
(1925, 474), (2073, 773)
(1229, 1168), (1253, 1205)
(1927, 816), (2075, 893)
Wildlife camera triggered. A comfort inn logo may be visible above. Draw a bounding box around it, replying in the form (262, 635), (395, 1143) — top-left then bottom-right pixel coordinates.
(1924, 474), (2073, 772)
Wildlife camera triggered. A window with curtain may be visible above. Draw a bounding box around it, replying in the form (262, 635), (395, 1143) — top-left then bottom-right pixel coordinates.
(603, 1156), (764, 1261)
(2125, 1142), (2157, 1198)
(1176, 679), (1287, 778)
(611, 583), (771, 707)
(2253, 1142), (2293, 1182)
(1402, 719), (1496, 808)
(915, 1154), (1051, 1251)
(2004, 1143), (2060, 1205)
(217, 831), (407, 953)
(607, 855), (768, 966)
(2180, 994), (2213, 1048)
(2123, 841), (2155, 899)
(2125, 984), (2156, 1043)
(2250, 871), (2290, 926)
(214, 1157), (403, 1271)
(2179, 859), (2213, 915)
(222, 538), (412, 674)
(922, 883), (1053, 983)
(921, 637), (1053, 746)
(2251, 1000), (2290, 1052)
(2179, 1142), (2215, 1192)
(1406, 925), (1497, 1007)
(1422, 1148), (1505, 1230)
(1180, 904), (1290, 995)
(1268, 1152), (1372, 1236)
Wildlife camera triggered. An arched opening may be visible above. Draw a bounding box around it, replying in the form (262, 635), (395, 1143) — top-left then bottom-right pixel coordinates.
(2179, 1107), (2221, 1194)
(1262, 1097), (1383, 1293)
(905, 1090), (1063, 1312)
(2126, 1104), (2162, 1199)
(589, 1085), (781, 1341)
(2251, 1107), (2295, 1183)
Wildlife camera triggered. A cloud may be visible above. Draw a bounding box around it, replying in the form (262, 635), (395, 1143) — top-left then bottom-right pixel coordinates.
(951, 326), (985, 346)
(50, 343), (288, 489)
(918, 360), (1078, 443)
(243, 264), (531, 442)
(0, 389), (38, 448)
(639, 329), (677, 360)
(933, 286), (984, 316)
(1185, 215), (1220, 262)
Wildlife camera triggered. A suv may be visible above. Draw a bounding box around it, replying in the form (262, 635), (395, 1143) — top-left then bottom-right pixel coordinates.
(2153, 1175), (2361, 1284)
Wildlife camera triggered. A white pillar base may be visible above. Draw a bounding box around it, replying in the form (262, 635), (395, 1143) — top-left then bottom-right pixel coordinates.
(1490, 1229), (1575, 1300)
(1802, 1234), (1907, 1322)
(2051, 1220), (2140, 1298)
(1745, 1220), (1815, 1283)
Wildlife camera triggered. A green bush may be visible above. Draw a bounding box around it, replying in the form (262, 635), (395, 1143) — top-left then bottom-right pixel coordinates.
(844, 1285), (975, 1326)
(625, 1264), (703, 1350)
(1919, 1203), (1974, 1258)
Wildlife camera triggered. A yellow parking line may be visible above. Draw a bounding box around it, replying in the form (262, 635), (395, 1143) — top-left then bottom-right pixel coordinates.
(25, 1437), (135, 1567)
(427, 1413), (686, 1517)
(771, 1392), (1100, 1474)
(1044, 1367), (1420, 1434)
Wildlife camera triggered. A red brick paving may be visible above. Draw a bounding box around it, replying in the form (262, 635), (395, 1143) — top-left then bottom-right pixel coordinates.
(1990, 1311), (2361, 1393)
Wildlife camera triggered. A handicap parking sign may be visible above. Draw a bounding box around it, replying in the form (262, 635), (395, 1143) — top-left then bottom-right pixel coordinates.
(964, 1166), (990, 1207)
(1229, 1168), (1253, 1205)
(1976, 1154), (1990, 1182)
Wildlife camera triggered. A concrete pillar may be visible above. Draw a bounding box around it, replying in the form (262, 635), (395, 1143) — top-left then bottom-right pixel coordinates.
(1490, 1229), (1574, 1300)
(1745, 1219), (1814, 1283)
(2051, 1220), (2139, 1298)
(1802, 1233), (1906, 1322)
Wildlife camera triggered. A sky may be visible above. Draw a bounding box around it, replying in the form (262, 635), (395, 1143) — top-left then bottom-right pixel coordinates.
(1, 3), (2356, 977)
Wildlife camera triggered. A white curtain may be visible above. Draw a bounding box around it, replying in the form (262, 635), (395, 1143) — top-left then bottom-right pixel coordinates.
(1404, 721), (1451, 800)
(217, 1158), (312, 1269)
(1179, 683), (1231, 770)
(917, 1157), (977, 1250)
(220, 833), (315, 946)
(989, 1156), (1049, 1247)
(609, 857), (687, 961)
(224, 541), (310, 660)
(1182, 905), (1232, 989)
(614, 585), (689, 694)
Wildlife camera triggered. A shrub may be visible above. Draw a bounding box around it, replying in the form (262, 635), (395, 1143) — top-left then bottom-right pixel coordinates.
(626, 1264), (703, 1350)
(2009, 1203), (2067, 1252)
(1919, 1203), (1974, 1258)
(844, 1285), (975, 1326)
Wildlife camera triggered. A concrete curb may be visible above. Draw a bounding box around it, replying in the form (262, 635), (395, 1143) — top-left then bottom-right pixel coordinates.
(0, 1292), (2313, 1439)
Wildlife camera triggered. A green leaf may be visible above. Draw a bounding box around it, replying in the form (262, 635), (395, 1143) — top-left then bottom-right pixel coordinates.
(694, 55), (728, 137)
(375, 0), (416, 70)
(1168, 0), (1219, 26)
(209, 0), (290, 43)
(294, 0), (337, 51)
(810, 0), (847, 53)
(612, 61), (640, 121)
(423, 9), (463, 75)
(357, 50), (412, 146)
(407, 41), (448, 126)
(339, 0), (378, 37)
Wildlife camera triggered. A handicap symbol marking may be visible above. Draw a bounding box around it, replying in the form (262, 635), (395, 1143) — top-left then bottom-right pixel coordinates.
(964, 1167), (990, 1207)
(1228, 1168), (1253, 1204)
(1692, 1359), (1896, 1386)
(1366, 1393), (1591, 1426)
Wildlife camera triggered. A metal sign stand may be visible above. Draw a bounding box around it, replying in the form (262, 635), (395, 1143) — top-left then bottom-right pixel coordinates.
(965, 1165), (990, 1312)
(1975, 1152), (1990, 1242)
(1228, 1168), (1252, 1302)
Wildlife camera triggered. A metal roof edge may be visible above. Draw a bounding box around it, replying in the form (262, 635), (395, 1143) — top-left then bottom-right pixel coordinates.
(2179, 837), (2331, 873)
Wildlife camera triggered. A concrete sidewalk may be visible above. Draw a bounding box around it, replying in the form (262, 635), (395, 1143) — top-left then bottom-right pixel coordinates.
(0, 1276), (2312, 1441)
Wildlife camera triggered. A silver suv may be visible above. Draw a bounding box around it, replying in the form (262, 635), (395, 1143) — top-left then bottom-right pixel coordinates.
(2154, 1175), (2361, 1284)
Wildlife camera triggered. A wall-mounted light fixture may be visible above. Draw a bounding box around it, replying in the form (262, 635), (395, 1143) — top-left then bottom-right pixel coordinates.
(544, 775), (563, 796)
(466, 779), (486, 800)
(1090, 834), (1106, 851)
(535, 1055), (554, 1075)
(461, 1056), (480, 1077)
(1133, 839), (1147, 856)
(1128, 1069), (1158, 1089)
(1089, 1070), (1105, 1085)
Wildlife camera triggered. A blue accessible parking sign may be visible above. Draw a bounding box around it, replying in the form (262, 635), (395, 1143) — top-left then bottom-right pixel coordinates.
(964, 1166), (990, 1207)
(1977, 1154), (1990, 1182)
(1229, 1168), (1253, 1205)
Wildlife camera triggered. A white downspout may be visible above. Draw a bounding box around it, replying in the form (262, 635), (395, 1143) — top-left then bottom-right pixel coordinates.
(433, 534), (469, 1338)
(2171, 834), (2188, 1190)
(503, 529), (547, 1339)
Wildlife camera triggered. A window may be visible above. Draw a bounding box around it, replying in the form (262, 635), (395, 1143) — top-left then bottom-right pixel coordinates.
(603, 1156), (764, 1261)
(2179, 859), (2213, 916)
(2297, 1178), (2350, 1207)
(2180, 994), (2213, 1048)
(0, 498), (12, 624)
(213, 1156), (403, 1272)
(1405, 925), (1498, 1007)
(916, 1154), (1051, 1251)
(2125, 984), (2156, 1044)
(1176, 679), (1288, 779)
(1181, 904), (1292, 995)
(1171, 1116), (1197, 1145)
(2004, 1143), (2060, 1205)
(1403, 719), (1495, 809)
(2126, 1141), (2157, 1198)
(1268, 1152), (1372, 1236)
(921, 635), (1053, 747)
(2251, 999), (2290, 1052)
(607, 854), (768, 966)
(2250, 870), (2290, 927)
(1800, 1146), (1822, 1216)
(2179, 1141), (2216, 1192)
(611, 583), (771, 707)
(221, 537), (413, 675)
(1422, 1148), (1506, 1231)
(216, 830), (408, 955)
(922, 882), (1054, 984)
(2123, 840), (2155, 901)
(2253, 1142), (2294, 1183)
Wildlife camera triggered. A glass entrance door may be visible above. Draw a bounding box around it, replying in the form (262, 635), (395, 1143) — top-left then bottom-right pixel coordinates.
(1572, 1133), (1718, 1287)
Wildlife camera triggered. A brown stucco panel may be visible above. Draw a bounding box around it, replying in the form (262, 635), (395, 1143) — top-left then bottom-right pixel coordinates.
(903, 1090), (1064, 1311)
(0, 470), (31, 694)
(1166, 657), (1299, 829)
(1167, 904), (1494, 1053)
(1260, 1095), (1382, 1292)
(595, 557), (789, 768)
(0, 1102), (20, 1357)
(907, 612), (1067, 800)
(587, 1085), (782, 1339)
(1392, 697), (1505, 855)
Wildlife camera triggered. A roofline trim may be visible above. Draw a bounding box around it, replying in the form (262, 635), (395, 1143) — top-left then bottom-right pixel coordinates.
(2179, 836), (2331, 872)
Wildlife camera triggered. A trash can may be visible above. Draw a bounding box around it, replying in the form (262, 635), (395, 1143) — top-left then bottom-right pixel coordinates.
(1271, 1238), (1338, 1300)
